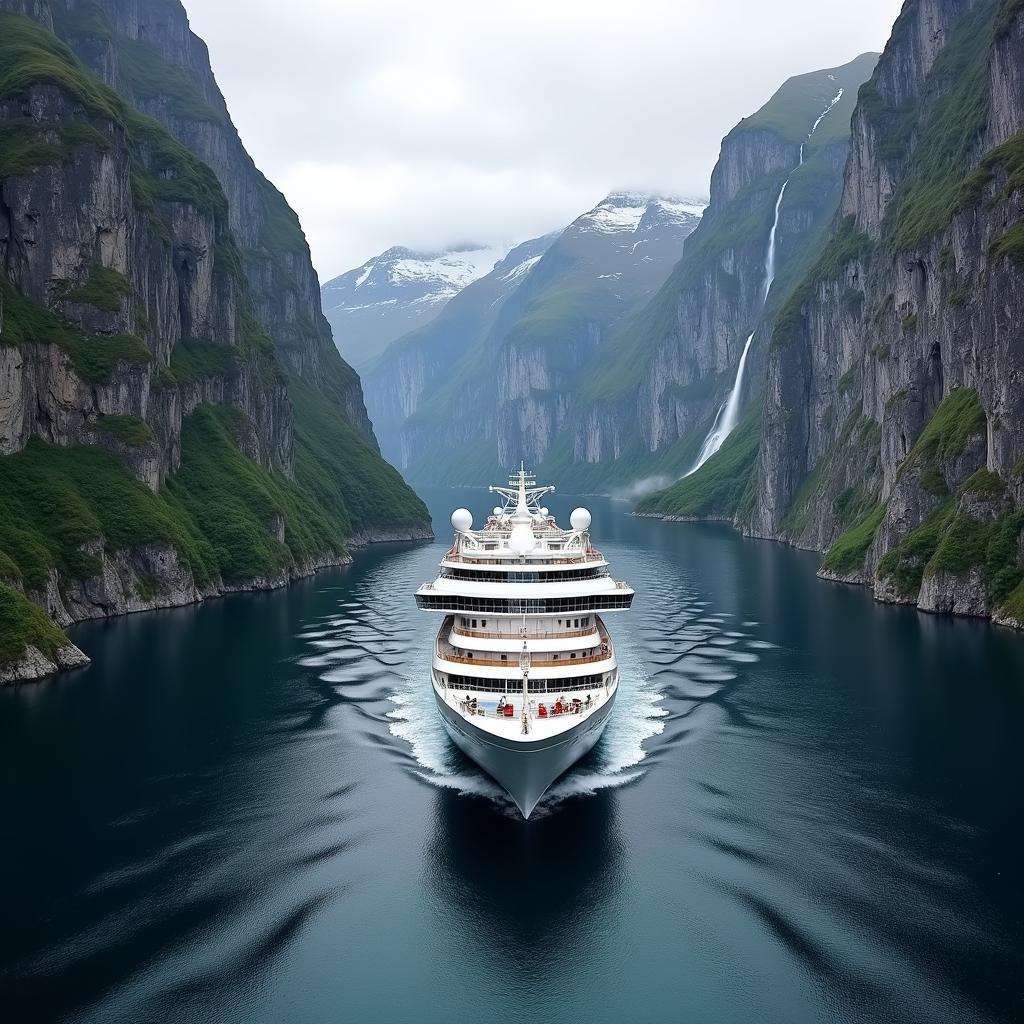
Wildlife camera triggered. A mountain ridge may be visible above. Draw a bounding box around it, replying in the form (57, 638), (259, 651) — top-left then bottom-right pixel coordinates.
(322, 242), (510, 372)
(0, 0), (431, 682)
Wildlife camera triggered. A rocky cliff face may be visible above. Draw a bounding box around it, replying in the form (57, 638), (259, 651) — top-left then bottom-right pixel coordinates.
(0, 0), (430, 682)
(569, 54), (879, 489)
(752, 0), (1024, 628)
(368, 193), (705, 485)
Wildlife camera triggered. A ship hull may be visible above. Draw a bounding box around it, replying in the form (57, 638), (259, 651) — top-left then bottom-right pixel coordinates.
(433, 686), (616, 818)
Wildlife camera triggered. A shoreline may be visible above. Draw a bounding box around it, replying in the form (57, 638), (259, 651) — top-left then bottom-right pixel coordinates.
(0, 523), (434, 687)
(633, 510), (1023, 633)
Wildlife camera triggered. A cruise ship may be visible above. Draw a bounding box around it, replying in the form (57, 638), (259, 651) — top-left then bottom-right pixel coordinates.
(415, 467), (634, 817)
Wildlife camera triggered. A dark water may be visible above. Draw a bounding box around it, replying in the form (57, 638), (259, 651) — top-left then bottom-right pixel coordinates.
(2, 487), (1023, 1024)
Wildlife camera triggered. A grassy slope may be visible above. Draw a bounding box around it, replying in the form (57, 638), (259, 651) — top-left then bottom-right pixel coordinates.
(0, 11), (429, 668)
(0, 392), (428, 663)
(289, 380), (429, 532)
(634, 404), (761, 518)
(0, 582), (69, 666)
(737, 52), (879, 146)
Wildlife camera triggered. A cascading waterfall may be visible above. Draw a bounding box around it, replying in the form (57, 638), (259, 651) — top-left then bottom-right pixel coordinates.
(684, 88), (844, 477)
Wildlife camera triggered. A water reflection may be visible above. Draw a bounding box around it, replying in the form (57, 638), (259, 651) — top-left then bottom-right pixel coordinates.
(1, 488), (1023, 1024)
(423, 786), (625, 989)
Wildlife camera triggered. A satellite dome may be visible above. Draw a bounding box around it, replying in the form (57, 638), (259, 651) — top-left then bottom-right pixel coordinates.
(539, 507), (549, 517)
(570, 507), (592, 532)
(493, 506), (503, 517)
(451, 508), (473, 533)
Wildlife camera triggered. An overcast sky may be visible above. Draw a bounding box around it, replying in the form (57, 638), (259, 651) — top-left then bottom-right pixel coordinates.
(185, 0), (902, 282)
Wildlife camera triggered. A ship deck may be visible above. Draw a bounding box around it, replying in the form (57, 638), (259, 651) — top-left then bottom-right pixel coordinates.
(432, 671), (616, 742)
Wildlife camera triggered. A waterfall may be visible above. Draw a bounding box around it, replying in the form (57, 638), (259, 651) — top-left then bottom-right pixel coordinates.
(683, 88), (844, 478)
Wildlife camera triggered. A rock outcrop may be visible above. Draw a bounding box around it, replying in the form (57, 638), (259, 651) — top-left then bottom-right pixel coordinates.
(750, 0), (1024, 628)
(0, 0), (431, 683)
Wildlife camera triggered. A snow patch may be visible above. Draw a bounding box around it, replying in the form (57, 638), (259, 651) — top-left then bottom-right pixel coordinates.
(499, 253), (542, 284)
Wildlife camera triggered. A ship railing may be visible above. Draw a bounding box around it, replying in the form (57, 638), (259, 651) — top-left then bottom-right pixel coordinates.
(437, 648), (612, 669)
(451, 624), (595, 640)
(452, 689), (609, 721)
(436, 629), (612, 668)
(442, 553), (605, 566)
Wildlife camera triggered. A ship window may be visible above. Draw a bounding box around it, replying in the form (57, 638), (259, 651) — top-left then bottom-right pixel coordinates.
(571, 653), (576, 659)
(501, 654), (507, 661)
(481, 620), (487, 627)
(471, 619), (477, 628)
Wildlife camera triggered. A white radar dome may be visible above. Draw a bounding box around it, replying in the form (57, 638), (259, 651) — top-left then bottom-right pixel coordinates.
(451, 508), (473, 533)
(570, 507), (592, 532)
(540, 507), (549, 517)
(493, 506), (503, 517)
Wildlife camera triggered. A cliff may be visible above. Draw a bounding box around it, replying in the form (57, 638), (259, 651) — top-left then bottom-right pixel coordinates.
(365, 56), (876, 493)
(366, 194), (705, 485)
(749, 0), (1024, 628)
(0, 0), (431, 682)
(574, 54), (879, 492)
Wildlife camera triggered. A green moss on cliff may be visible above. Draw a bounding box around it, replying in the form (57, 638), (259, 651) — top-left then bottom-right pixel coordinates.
(0, 118), (108, 178)
(878, 500), (956, 597)
(116, 37), (224, 124)
(0, 12), (229, 227)
(169, 339), (241, 384)
(1, 271), (151, 381)
(0, 12), (123, 120)
(51, 1), (113, 42)
(821, 502), (886, 574)
(0, 581), (69, 666)
(736, 53), (878, 147)
(989, 224), (1024, 264)
(67, 334), (152, 383)
(878, 468), (1022, 605)
(290, 380), (429, 532)
(781, 412), (882, 539)
(96, 415), (155, 448)
(635, 404), (761, 519)
(65, 263), (132, 312)
(901, 388), (986, 480)
(165, 406), (345, 582)
(0, 438), (214, 591)
(881, 0), (999, 251)
(1000, 579), (1024, 622)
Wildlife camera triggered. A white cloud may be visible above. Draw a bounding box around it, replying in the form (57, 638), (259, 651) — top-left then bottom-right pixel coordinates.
(184, 0), (903, 280)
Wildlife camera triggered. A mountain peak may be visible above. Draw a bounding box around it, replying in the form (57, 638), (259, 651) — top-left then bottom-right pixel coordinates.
(322, 242), (510, 371)
(574, 192), (707, 235)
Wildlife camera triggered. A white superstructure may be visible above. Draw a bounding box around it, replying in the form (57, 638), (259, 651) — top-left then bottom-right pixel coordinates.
(415, 467), (634, 817)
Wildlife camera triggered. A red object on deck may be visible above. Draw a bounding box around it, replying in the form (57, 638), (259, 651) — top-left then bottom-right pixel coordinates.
(538, 704), (548, 718)
(503, 704), (514, 717)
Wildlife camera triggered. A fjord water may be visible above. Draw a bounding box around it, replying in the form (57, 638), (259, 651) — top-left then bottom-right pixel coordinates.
(2, 489), (1022, 1024)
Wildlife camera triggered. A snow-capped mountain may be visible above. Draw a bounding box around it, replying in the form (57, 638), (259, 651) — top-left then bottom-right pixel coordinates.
(321, 243), (509, 371)
(362, 191), (706, 477)
(574, 192), (706, 234)
(558, 193), (708, 289)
